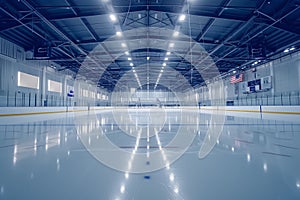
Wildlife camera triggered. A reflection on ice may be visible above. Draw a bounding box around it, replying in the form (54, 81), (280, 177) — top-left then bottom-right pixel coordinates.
(247, 153), (251, 162)
(0, 186), (4, 195)
(0, 108), (300, 200)
(263, 163), (268, 172)
(75, 108), (204, 173)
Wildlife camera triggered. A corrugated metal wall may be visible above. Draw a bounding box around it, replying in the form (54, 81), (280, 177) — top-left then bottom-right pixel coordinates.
(0, 37), (24, 61)
(193, 51), (300, 106)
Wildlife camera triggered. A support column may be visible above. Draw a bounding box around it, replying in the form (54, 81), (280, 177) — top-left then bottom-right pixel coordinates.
(270, 62), (274, 96)
(63, 75), (68, 107)
(41, 66), (47, 107)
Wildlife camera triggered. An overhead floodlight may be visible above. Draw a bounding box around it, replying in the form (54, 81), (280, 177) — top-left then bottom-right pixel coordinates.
(174, 187), (179, 194)
(179, 14), (186, 21)
(147, 56), (150, 60)
(284, 48), (289, 53)
(116, 31), (122, 36)
(290, 47), (296, 51)
(128, 57), (132, 61)
(110, 14), (117, 22)
(130, 63), (134, 66)
(120, 185), (125, 194)
(169, 173), (174, 182)
(164, 57), (168, 61)
(166, 51), (171, 55)
(173, 31), (179, 37)
(162, 63), (167, 66)
(169, 43), (174, 48)
(121, 43), (126, 47)
(125, 51), (129, 55)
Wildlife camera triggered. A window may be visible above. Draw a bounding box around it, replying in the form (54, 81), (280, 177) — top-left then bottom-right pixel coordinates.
(90, 91), (96, 98)
(48, 79), (62, 93)
(17, 71), (39, 89)
(82, 89), (89, 97)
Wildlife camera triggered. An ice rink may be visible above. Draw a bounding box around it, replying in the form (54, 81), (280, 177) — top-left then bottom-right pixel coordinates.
(0, 108), (300, 200)
(1, 0), (300, 199)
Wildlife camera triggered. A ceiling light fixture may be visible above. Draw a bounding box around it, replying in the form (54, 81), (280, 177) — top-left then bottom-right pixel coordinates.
(173, 31), (179, 37)
(283, 46), (296, 53)
(116, 31), (122, 36)
(120, 185), (125, 194)
(179, 14), (186, 21)
(289, 47), (296, 51)
(169, 173), (174, 182)
(110, 14), (117, 22)
(174, 187), (179, 194)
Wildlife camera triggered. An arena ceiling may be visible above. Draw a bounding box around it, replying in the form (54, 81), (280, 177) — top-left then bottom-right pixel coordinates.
(0, 0), (299, 91)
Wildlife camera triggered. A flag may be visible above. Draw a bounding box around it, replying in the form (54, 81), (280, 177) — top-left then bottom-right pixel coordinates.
(230, 73), (243, 84)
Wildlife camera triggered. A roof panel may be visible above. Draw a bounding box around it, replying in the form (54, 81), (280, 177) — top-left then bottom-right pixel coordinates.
(0, 0), (299, 91)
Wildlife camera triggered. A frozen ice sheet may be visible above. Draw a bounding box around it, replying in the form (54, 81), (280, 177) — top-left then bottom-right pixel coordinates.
(0, 108), (300, 200)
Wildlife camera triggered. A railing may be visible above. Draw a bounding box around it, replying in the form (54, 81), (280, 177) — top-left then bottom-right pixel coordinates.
(0, 91), (108, 107)
(200, 91), (300, 106)
(233, 91), (300, 106)
(1, 90), (300, 107)
(0, 92), (70, 107)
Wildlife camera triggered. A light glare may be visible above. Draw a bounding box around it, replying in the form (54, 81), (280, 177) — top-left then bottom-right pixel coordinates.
(173, 31), (179, 37)
(116, 31), (122, 36)
(110, 14), (117, 22)
(179, 14), (186, 21)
